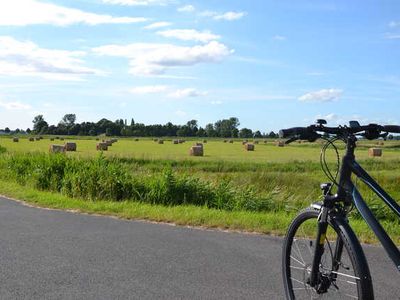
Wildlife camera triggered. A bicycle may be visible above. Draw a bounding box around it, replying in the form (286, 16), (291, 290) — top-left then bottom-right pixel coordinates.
(280, 120), (400, 299)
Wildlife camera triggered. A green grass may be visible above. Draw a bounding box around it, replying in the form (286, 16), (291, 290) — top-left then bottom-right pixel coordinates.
(0, 136), (400, 244)
(0, 178), (398, 244)
(2, 136), (400, 162)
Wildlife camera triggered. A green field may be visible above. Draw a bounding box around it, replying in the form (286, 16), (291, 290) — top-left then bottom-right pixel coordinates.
(2, 136), (400, 162)
(0, 135), (399, 243)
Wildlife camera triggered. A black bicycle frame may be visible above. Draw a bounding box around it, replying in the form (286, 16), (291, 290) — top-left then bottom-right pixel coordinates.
(349, 160), (400, 272)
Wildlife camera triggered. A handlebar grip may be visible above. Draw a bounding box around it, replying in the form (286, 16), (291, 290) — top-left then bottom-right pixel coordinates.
(279, 127), (309, 138)
(383, 125), (400, 133)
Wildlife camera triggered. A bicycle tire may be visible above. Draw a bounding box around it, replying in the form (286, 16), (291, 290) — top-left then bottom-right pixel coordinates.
(282, 207), (374, 299)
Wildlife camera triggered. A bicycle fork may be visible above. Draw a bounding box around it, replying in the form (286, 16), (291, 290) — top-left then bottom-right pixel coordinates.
(309, 205), (329, 289)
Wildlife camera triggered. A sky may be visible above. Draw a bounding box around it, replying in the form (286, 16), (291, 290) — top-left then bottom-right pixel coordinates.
(0, 0), (399, 132)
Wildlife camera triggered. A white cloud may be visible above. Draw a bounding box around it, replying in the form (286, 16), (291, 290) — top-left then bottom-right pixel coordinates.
(93, 41), (233, 76)
(299, 89), (343, 102)
(384, 33), (400, 39)
(144, 21), (172, 30)
(102, 0), (171, 6)
(389, 21), (400, 28)
(156, 29), (220, 43)
(273, 35), (287, 41)
(168, 88), (207, 98)
(213, 11), (247, 21)
(0, 0), (147, 26)
(211, 100), (222, 105)
(130, 85), (168, 94)
(0, 99), (31, 110)
(175, 110), (187, 117)
(199, 11), (217, 17)
(177, 5), (195, 12)
(0, 36), (102, 80)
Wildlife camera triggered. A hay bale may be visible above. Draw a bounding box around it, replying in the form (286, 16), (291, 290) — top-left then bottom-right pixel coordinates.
(154, 138), (158, 142)
(110, 138), (118, 143)
(49, 144), (66, 154)
(380, 141), (384, 146)
(229, 140), (234, 143)
(196, 143), (203, 149)
(245, 143), (255, 151)
(242, 141), (247, 145)
(277, 141), (285, 147)
(190, 146), (203, 156)
(203, 140), (207, 143)
(134, 138), (139, 141)
(254, 140), (259, 144)
(158, 140), (164, 144)
(223, 140), (227, 143)
(55, 136), (60, 139)
(96, 142), (108, 151)
(95, 138), (99, 141)
(263, 140), (268, 144)
(173, 140), (179, 144)
(104, 140), (113, 146)
(39, 136), (43, 140)
(178, 139), (185, 144)
(64, 142), (77, 151)
(50, 138), (54, 141)
(369, 148), (382, 157)
(29, 137), (34, 142)
(60, 138), (64, 141)
(35, 137), (40, 141)
(12, 137), (19, 142)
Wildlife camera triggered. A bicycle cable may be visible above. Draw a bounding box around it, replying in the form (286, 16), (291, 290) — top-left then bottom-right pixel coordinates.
(319, 136), (341, 190)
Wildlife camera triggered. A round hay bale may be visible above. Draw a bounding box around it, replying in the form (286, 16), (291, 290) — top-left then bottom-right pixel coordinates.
(190, 146), (203, 156)
(173, 140), (179, 144)
(96, 142), (108, 151)
(134, 138), (139, 141)
(64, 142), (77, 151)
(203, 140), (207, 143)
(50, 138), (54, 141)
(178, 139), (185, 144)
(245, 143), (255, 151)
(158, 140), (164, 144)
(55, 136), (60, 139)
(29, 137), (34, 142)
(35, 137), (40, 141)
(254, 140), (259, 144)
(277, 141), (285, 147)
(95, 138), (99, 141)
(49, 144), (66, 154)
(369, 148), (382, 157)
(196, 142), (203, 148)
(229, 140), (234, 143)
(12, 137), (19, 142)
(154, 138), (158, 142)
(223, 140), (227, 143)
(110, 138), (118, 143)
(263, 140), (267, 144)
(104, 140), (113, 146)
(60, 138), (64, 141)
(242, 141), (247, 145)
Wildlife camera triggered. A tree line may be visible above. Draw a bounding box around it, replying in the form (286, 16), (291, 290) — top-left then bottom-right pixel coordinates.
(0, 114), (280, 138)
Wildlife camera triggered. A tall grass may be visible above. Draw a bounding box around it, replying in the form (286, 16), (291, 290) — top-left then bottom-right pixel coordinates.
(1, 151), (399, 222)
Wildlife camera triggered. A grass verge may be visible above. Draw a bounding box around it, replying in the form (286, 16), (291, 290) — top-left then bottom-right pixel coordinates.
(0, 178), (398, 244)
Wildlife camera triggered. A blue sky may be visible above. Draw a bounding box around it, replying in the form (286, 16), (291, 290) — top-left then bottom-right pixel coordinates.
(0, 0), (399, 132)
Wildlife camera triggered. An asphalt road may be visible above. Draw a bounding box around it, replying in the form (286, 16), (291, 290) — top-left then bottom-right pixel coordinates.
(0, 196), (398, 299)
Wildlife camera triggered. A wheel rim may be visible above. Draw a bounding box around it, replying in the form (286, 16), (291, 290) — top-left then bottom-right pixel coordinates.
(286, 217), (360, 299)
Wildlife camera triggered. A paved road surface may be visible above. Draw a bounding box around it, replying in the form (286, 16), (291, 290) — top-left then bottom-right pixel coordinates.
(0, 196), (398, 299)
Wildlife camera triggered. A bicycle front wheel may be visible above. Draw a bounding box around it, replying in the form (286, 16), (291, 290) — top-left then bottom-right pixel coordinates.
(282, 207), (373, 299)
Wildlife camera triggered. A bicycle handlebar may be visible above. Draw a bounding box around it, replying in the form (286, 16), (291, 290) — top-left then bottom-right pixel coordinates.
(279, 123), (400, 141)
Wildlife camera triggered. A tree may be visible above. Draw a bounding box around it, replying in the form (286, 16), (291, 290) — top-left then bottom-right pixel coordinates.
(4, 127), (10, 133)
(32, 115), (48, 133)
(254, 130), (262, 138)
(60, 114), (76, 127)
(388, 134), (394, 140)
(239, 128), (253, 138)
(205, 123), (216, 137)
